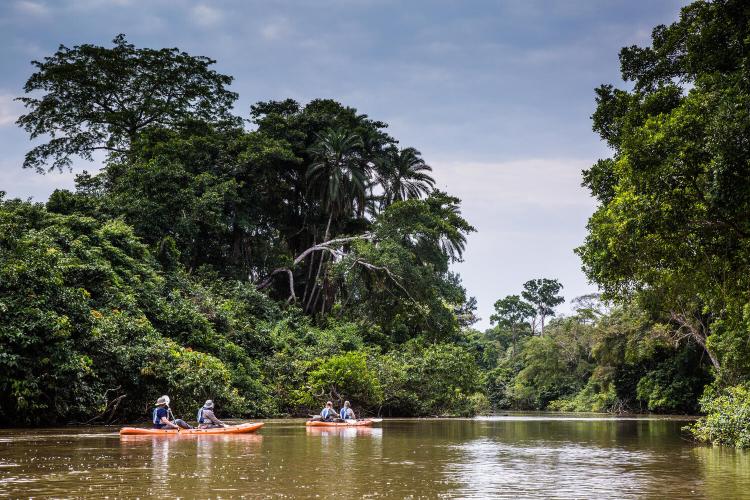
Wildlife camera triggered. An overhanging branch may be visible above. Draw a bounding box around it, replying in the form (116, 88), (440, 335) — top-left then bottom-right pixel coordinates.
(256, 232), (399, 305)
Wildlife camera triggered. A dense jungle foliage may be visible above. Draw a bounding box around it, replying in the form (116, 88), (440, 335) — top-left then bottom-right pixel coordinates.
(576, 0), (750, 447)
(2, 1), (750, 449)
(1, 35), (484, 424)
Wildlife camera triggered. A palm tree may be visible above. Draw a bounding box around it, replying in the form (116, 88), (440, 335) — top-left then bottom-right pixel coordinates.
(305, 128), (365, 312)
(378, 147), (435, 207)
(307, 128), (366, 238)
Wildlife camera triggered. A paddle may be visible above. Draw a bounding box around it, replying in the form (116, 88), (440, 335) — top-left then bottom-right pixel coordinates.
(167, 406), (183, 431)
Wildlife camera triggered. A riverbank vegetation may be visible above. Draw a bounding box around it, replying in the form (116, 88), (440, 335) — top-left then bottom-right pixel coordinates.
(576, 0), (750, 447)
(3, 0), (750, 449)
(0, 35), (483, 424)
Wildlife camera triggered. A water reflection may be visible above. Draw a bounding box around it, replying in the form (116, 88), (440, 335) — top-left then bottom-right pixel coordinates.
(305, 426), (383, 439)
(692, 445), (750, 499)
(118, 434), (264, 497)
(448, 437), (654, 498)
(0, 419), (749, 498)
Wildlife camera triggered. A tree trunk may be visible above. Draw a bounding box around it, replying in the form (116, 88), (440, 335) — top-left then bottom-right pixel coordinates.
(670, 310), (721, 372)
(301, 240), (316, 305)
(305, 213), (333, 313)
(540, 312), (545, 336)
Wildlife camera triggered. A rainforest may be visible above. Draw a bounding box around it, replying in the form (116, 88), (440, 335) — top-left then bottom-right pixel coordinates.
(3, 0), (750, 449)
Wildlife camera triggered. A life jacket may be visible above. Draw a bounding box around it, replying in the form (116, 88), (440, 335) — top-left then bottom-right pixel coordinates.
(321, 407), (334, 419)
(153, 407), (165, 425)
(197, 407), (207, 424)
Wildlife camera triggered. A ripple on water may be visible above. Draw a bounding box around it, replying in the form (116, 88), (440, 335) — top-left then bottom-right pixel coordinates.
(444, 437), (660, 499)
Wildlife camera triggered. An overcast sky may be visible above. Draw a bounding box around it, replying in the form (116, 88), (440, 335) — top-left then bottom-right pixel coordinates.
(0, 0), (688, 329)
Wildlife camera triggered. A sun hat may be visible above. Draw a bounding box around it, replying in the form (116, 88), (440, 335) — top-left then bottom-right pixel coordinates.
(156, 395), (170, 406)
(204, 400), (214, 409)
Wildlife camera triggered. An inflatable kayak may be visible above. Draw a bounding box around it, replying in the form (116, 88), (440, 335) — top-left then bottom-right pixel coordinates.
(305, 419), (373, 427)
(119, 422), (264, 436)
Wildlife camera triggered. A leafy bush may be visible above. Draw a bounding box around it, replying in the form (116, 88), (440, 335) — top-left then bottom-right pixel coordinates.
(549, 375), (617, 413)
(307, 350), (383, 410)
(689, 385), (750, 448)
(506, 334), (591, 410)
(0, 199), (258, 424)
(379, 341), (483, 417)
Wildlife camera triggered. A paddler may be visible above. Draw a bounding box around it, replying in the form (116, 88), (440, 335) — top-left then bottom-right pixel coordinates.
(152, 395), (192, 429)
(320, 401), (337, 421)
(339, 400), (356, 420)
(197, 400), (226, 429)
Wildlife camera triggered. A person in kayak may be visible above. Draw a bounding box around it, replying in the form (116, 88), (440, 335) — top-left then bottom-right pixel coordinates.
(152, 395), (192, 429)
(197, 400), (226, 429)
(339, 401), (356, 420)
(320, 401), (337, 421)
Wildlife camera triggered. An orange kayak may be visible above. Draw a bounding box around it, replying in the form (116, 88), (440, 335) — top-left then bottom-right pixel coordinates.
(305, 419), (373, 427)
(119, 422), (264, 436)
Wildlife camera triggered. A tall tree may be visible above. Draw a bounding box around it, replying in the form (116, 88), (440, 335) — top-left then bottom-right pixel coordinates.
(522, 278), (564, 335)
(249, 99), (395, 256)
(307, 128), (367, 231)
(17, 34), (238, 173)
(305, 128), (366, 313)
(490, 295), (535, 358)
(576, 0), (750, 374)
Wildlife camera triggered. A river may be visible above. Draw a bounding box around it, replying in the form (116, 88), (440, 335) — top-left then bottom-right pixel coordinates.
(1, 415), (748, 498)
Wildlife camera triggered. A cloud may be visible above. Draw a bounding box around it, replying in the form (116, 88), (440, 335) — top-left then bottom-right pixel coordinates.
(260, 18), (291, 41)
(0, 158), (78, 201)
(432, 158), (596, 210)
(190, 4), (223, 28)
(63, 0), (133, 9)
(15, 0), (49, 16)
(431, 158), (598, 329)
(0, 95), (22, 127)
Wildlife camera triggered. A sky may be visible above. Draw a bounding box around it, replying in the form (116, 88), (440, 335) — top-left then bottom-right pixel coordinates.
(0, 0), (689, 329)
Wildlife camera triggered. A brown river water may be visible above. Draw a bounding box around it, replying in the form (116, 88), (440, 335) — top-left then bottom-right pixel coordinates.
(1, 415), (749, 499)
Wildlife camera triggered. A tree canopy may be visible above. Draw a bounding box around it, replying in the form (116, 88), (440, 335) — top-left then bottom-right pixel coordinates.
(17, 34), (238, 173)
(4, 35), (486, 424)
(575, 0), (750, 446)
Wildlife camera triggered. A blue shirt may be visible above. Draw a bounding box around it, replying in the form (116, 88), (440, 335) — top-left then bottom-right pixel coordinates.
(153, 407), (168, 428)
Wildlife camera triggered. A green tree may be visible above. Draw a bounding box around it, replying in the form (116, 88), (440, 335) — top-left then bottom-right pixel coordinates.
(521, 278), (564, 335)
(331, 191), (476, 342)
(307, 350), (383, 410)
(249, 98), (395, 255)
(17, 34), (238, 173)
(490, 295), (535, 358)
(0, 198), (262, 423)
(378, 147), (435, 207)
(576, 0), (750, 376)
(305, 128), (366, 313)
(379, 342), (483, 417)
(307, 128), (367, 224)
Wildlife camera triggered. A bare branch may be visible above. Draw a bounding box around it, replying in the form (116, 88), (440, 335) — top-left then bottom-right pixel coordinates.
(255, 232), (377, 302)
(669, 309), (720, 371)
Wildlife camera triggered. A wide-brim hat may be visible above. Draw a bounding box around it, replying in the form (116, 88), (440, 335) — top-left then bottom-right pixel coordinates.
(204, 400), (214, 409)
(156, 395), (170, 406)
